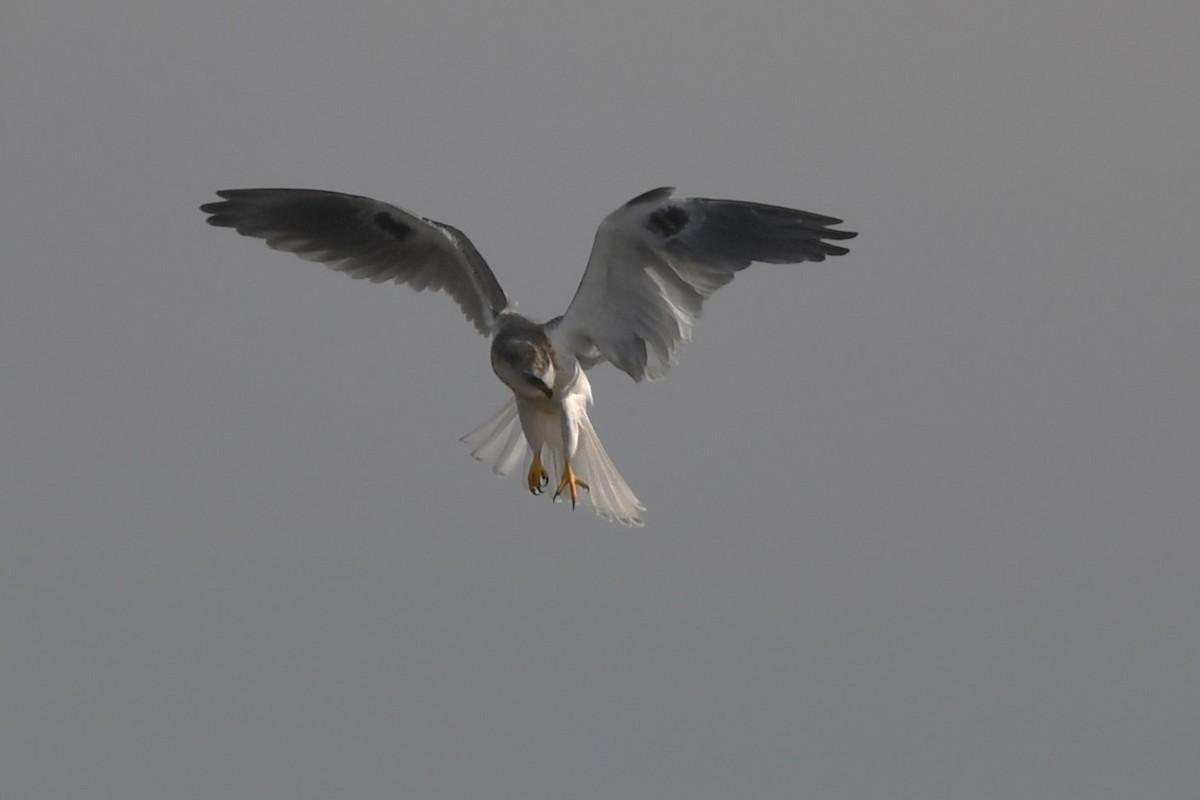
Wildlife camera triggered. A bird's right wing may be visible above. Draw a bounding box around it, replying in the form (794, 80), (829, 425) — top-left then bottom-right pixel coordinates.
(202, 189), (509, 335)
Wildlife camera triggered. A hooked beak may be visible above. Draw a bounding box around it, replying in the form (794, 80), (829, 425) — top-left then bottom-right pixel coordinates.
(526, 374), (554, 399)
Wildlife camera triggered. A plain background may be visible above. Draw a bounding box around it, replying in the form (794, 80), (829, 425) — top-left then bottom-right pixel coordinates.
(2, 2), (1197, 798)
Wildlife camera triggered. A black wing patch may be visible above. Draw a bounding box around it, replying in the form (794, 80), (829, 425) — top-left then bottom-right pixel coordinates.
(373, 212), (412, 241)
(646, 205), (690, 238)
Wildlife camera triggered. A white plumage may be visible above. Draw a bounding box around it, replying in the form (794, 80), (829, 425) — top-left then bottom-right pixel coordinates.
(202, 186), (856, 526)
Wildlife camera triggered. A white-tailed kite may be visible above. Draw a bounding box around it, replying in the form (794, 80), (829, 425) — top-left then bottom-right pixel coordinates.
(201, 187), (856, 525)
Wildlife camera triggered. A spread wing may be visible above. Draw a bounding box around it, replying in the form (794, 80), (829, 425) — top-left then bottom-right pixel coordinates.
(201, 189), (509, 335)
(553, 187), (857, 381)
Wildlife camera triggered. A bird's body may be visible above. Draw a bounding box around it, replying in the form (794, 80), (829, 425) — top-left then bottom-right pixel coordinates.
(201, 186), (856, 526)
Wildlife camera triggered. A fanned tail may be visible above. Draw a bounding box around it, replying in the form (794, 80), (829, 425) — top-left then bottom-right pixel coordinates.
(460, 398), (528, 475)
(556, 413), (646, 527)
(462, 397), (646, 527)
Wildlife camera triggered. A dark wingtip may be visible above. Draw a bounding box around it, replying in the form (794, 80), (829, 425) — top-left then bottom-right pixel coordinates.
(200, 191), (242, 221)
(199, 198), (236, 227)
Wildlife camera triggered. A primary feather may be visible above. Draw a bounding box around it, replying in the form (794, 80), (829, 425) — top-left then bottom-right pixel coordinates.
(555, 187), (857, 381)
(201, 189), (508, 334)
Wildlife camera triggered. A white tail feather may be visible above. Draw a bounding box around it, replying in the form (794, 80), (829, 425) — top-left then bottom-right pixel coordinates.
(568, 412), (645, 526)
(462, 398), (645, 526)
(460, 398), (528, 475)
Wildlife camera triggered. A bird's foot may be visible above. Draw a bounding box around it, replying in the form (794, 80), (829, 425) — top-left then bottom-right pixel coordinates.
(553, 463), (589, 509)
(527, 452), (550, 495)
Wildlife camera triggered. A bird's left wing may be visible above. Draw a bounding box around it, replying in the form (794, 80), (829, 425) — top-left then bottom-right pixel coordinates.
(553, 187), (857, 381)
(202, 189), (508, 335)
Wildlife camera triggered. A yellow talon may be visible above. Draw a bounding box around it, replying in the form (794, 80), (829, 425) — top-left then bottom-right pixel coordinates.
(553, 463), (589, 509)
(527, 452), (550, 495)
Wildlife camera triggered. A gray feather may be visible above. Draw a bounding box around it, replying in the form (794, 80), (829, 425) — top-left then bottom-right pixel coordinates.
(202, 189), (508, 335)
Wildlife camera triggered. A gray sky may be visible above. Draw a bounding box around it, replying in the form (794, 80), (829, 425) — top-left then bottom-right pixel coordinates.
(2, 1), (1197, 798)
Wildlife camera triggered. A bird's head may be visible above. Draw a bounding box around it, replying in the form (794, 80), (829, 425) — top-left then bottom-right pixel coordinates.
(490, 324), (556, 400)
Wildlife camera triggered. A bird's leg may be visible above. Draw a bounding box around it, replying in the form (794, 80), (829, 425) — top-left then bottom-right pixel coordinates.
(527, 451), (550, 495)
(553, 461), (589, 509)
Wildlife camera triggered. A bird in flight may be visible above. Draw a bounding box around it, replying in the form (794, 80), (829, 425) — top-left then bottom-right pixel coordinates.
(201, 187), (856, 525)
